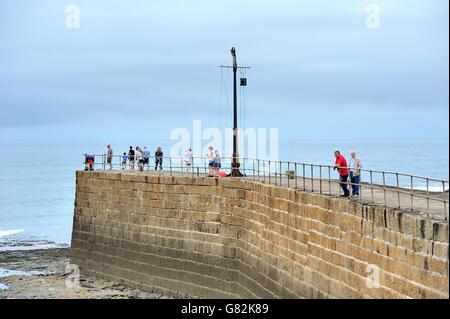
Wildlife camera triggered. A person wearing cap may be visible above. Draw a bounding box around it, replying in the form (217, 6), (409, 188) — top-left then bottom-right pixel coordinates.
(349, 151), (362, 197)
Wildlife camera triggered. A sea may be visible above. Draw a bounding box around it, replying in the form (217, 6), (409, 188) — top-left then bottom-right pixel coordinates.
(0, 139), (448, 253)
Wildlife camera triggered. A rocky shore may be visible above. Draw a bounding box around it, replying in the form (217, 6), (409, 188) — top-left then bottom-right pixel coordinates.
(0, 248), (173, 299)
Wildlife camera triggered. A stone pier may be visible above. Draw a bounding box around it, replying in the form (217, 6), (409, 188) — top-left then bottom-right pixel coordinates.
(70, 171), (449, 298)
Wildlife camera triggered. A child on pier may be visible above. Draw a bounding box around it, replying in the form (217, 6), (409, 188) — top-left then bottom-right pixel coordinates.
(122, 153), (128, 170)
(214, 150), (222, 177)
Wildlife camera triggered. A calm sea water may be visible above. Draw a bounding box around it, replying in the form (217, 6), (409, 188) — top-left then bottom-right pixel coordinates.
(0, 139), (448, 249)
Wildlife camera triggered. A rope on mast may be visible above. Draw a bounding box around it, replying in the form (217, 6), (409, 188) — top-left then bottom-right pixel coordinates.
(219, 64), (232, 133)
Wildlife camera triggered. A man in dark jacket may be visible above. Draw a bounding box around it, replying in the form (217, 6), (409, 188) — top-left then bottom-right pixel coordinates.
(155, 147), (163, 171)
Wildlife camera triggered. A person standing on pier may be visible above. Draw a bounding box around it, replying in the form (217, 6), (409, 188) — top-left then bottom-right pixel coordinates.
(106, 144), (113, 170)
(214, 150), (222, 177)
(207, 146), (215, 177)
(349, 151), (362, 197)
(142, 146), (150, 170)
(183, 147), (193, 172)
(128, 146), (135, 171)
(136, 146), (143, 172)
(121, 152), (128, 170)
(155, 147), (163, 171)
(334, 151), (350, 197)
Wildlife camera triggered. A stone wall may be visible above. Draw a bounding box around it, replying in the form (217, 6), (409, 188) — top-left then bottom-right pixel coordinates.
(70, 171), (449, 299)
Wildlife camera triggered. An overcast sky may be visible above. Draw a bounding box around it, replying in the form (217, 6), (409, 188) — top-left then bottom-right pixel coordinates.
(0, 0), (448, 140)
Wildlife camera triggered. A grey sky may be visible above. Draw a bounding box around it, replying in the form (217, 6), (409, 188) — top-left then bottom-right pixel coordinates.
(0, 0), (448, 140)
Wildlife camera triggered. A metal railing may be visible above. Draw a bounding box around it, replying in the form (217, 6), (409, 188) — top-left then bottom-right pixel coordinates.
(82, 154), (449, 221)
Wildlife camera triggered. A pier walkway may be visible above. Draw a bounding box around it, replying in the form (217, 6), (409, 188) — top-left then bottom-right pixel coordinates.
(82, 155), (449, 221)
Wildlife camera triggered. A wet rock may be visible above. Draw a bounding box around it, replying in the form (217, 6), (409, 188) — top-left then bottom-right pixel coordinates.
(0, 248), (174, 299)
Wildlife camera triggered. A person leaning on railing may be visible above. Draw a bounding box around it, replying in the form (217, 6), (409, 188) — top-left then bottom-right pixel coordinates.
(334, 150), (350, 197)
(349, 151), (362, 197)
(121, 152), (128, 170)
(155, 147), (163, 171)
(84, 154), (95, 171)
(142, 146), (150, 170)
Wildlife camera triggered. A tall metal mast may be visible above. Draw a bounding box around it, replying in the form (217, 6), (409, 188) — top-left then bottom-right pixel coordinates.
(221, 47), (250, 177)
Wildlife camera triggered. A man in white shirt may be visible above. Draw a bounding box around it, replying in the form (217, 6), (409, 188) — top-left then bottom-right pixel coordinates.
(183, 148), (193, 172)
(349, 151), (362, 197)
(207, 146), (215, 176)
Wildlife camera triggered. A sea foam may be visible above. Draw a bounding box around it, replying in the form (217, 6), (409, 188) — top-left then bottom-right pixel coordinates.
(0, 267), (48, 278)
(0, 242), (68, 252)
(0, 229), (24, 238)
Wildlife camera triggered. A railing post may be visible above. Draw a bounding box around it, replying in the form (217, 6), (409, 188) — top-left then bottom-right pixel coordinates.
(279, 161), (282, 186)
(102, 154), (105, 170)
(274, 160), (277, 186)
(426, 178), (430, 217)
(382, 172), (387, 208)
(302, 164), (306, 191)
(359, 169), (362, 199)
(295, 163), (298, 190)
(287, 162), (290, 188)
(269, 160), (271, 185)
(311, 165), (314, 193)
(328, 166), (332, 196)
(263, 160), (266, 183)
(370, 170), (374, 204)
(257, 159), (260, 182)
(396, 173), (400, 209)
(274, 161), (277, 186)
(410, 176), (414, 211)
(319, 165), (322, 194)
(443, 181), (448, 221)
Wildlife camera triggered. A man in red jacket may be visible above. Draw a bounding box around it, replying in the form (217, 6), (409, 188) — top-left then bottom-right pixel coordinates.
(334, 151), (350, 197)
